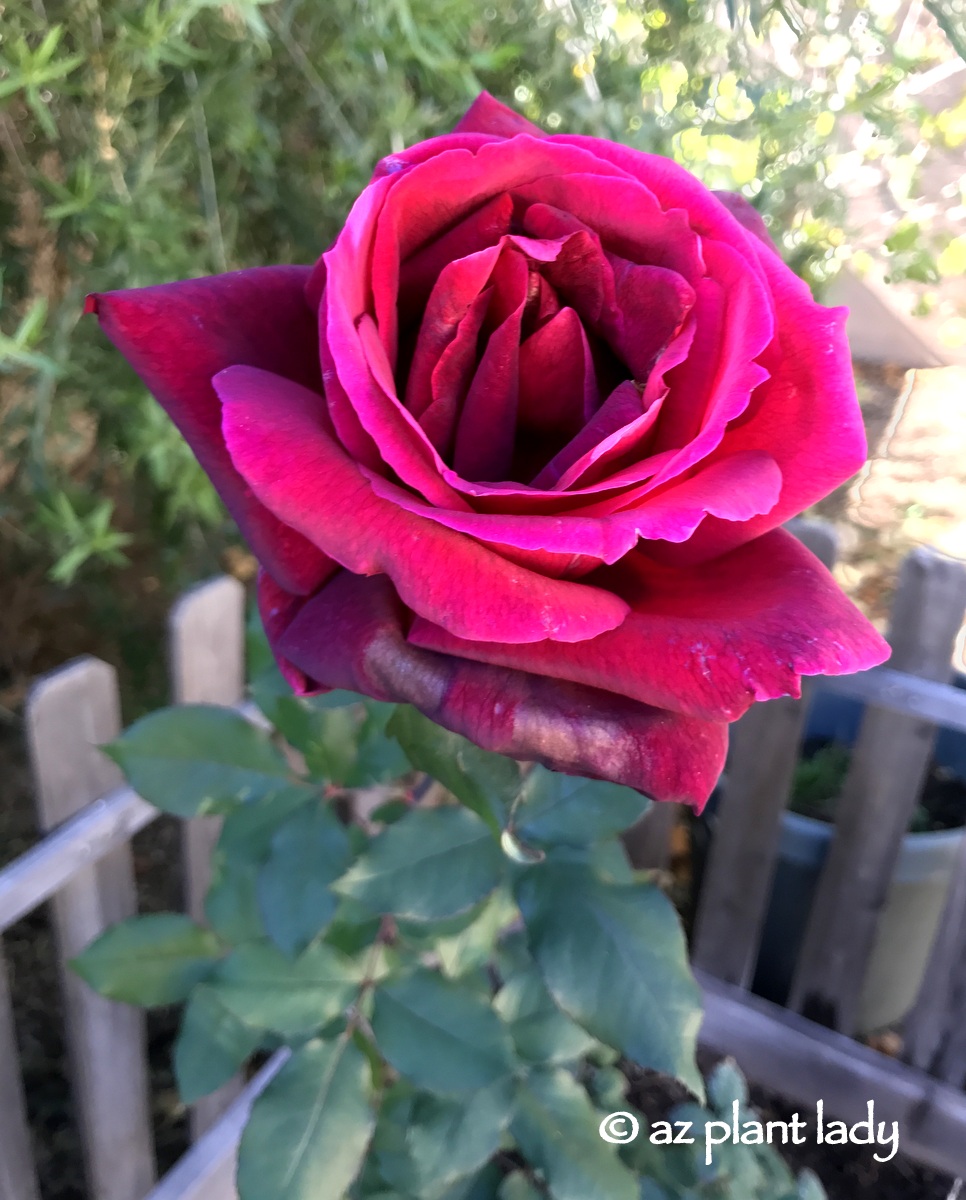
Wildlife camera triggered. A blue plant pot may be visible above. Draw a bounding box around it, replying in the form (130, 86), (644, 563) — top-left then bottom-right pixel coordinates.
(749, 682), (966, 1033)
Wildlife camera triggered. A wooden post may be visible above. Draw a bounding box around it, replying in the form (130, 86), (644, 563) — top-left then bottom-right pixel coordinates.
(168, 576), (246, 1139)
(25, 657), (156, 1200)
(0, 944), (40, 1200)
(903, 827), (966, 1087)
(622, 801), (679, 871)
(691, 519), (839, 986)
(788, 548), (966, 1034)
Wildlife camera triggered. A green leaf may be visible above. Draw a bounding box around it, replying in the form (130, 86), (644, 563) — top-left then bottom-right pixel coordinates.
(257, 802), (352, 956)
(499, 1173), (543, 1200)
(174, 984), (263, 1104)
(71, 914), (221, 1006)
(371, 970), (516, 1095)
(335, 806), (505, 922)
(494, 968), (598, 1065)
(406, 1078), (518, 1198)
(210, 941), (361, 1037)
(251, 669), (363, 783)
(435, 888), (518, 979)
(217, 785), (317, 863)
(515, 864), (703, 1096)
(345, 700), (412, 786)
(510, 1068), (638, 1200)
(237, 1037), (374, 1200)
(206, 855), (264, 945)
(387, 706), (520, 833)
(513, 768), (650, 847)
(104, 705), (294, 817)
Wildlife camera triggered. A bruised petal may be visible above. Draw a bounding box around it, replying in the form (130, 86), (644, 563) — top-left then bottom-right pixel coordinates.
(86, 268), (332, 596)
(216, 365), (630, 643)
(410, 528), (890, 723)
(276, 572), (727, 808)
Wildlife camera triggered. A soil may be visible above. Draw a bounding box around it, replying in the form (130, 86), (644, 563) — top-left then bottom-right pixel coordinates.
(627, 1055), (959, 1200)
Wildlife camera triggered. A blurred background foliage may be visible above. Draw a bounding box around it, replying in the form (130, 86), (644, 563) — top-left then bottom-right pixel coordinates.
(0, 0), (963, 706)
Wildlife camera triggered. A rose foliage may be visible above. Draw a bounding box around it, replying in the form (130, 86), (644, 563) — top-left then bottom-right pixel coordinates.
(88, 93), (889, 811)
(74, 655), (828, 1200)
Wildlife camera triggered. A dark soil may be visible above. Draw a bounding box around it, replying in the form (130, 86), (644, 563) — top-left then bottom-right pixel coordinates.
(792, 735), (966, 833)
(626, 1054), (959, 1200)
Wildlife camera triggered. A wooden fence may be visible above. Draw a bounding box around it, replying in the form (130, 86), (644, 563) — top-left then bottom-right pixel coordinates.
(4, 528), (966, 1198)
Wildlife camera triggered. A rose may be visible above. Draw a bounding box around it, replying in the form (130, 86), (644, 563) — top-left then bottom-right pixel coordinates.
(88, 92), (888, 809)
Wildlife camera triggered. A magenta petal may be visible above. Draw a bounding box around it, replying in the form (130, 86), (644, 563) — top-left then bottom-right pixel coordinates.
(419, 288), (492, 457)
(405, 244), (502, 419)
(534, 381), (650, 489)
(410, 528), (890, 724)
(608, 257), (695, 381)
(453, 92), (547, 139)
(712, 191), (781, 256)
(518, 307), (596, 439)
(658, 258), (865, 564)
(216, 365), (629, 643)
(276, 572), (726, 808)
(399, 192), (514, 315)
(452, 249), (528, 480)
(87, 268), (332, 596)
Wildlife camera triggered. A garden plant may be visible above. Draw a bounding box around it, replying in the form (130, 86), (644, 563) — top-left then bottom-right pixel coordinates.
(68, 89), (896, 1198)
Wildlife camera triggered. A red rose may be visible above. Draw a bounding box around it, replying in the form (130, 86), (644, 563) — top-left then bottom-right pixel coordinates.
(88, 93), (888, 808)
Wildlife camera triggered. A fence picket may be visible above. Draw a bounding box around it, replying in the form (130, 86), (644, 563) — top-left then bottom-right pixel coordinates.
(25, 657), (156, 1200)
(788, 548), (966, 1034)
(903, 826), (966, 1086)
(0, 943), (40, 1200)
(168, 576), (246, 1140)
(690, 519), (839, 986)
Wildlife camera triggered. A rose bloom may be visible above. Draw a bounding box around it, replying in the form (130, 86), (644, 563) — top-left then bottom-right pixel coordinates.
(88, 93), (889, 809)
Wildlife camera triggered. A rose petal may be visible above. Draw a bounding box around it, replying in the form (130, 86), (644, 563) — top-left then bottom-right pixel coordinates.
(410, 527), (890, 723)
(517, 307), (597, 441)
(419, 288), (492, 458)
(216, 365), (630, 643)
(453, 91), (547, 139)
(452, 249), (528, 480)
(712, 191), (781, 255)
(275, 571), (727, 808)
(86, 268), (333, 596)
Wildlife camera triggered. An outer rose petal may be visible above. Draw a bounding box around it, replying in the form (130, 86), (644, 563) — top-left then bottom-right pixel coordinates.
(409, 528), (891, 722)
(712, 191), (781, 255)
(271, 571), (727, 808)
(86, 269), (334, 596)
(453, 91), (546, 138)
(215, 365), (630, 643)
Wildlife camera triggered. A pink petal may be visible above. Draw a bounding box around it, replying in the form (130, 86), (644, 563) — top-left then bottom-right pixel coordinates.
(657, 255), (865, 564)
(453, 92), (547, 139)
(275, 571), (727, 808)
(712, 191), (781, 255)
(216, 365), (629, 643)
(86, 268), (332, 596)
(419, 288), (492, 458)
(517, 307), (597, 441)
(452, 249), (528, 480)
(410, 527), (890, 724)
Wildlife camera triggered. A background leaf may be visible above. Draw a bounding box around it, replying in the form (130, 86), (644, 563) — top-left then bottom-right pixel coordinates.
(174, 983), (263, 1104)
(71, 913), (221, 1005)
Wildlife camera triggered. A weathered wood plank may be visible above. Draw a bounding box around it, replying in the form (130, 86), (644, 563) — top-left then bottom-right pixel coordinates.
(0, 944), (41, 1200)
(698, 970), (966, 1180)
(690, 519), (839, 987)
(0, 702), (265, 937)
(788, 548), (966, 1035)
(622, 801), (680, 871)
(0, 787), (156, 935)
(903, 824), (966, 1086)
(819, 665), (966, 732)
(168, 576), (247, 1140)
(140, 1051), (289, 1200)
(25, 657), (156, 1200)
